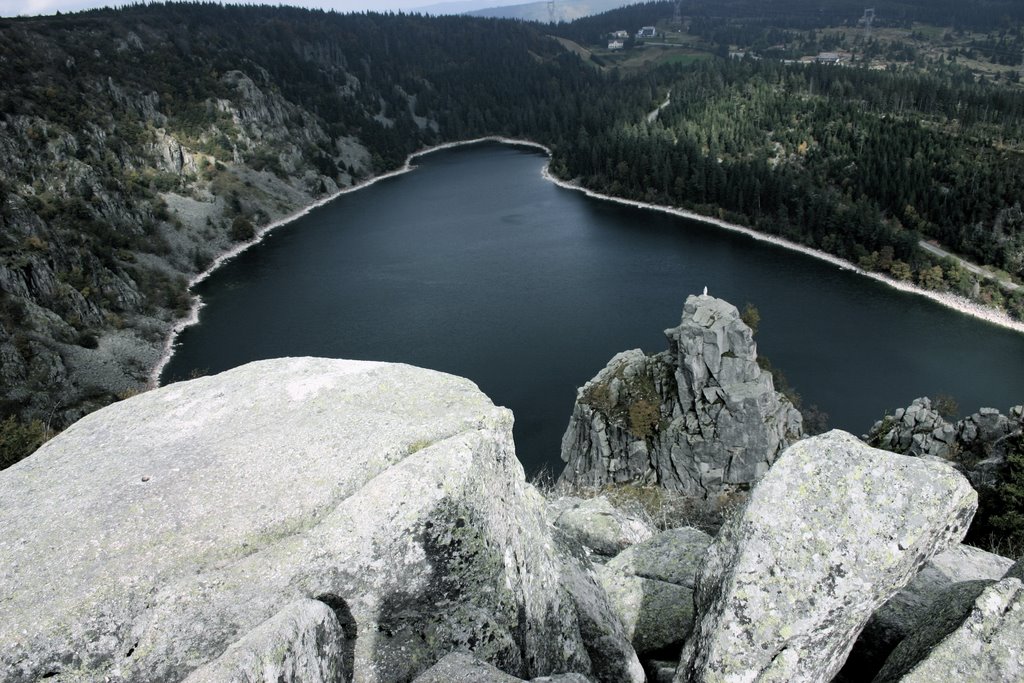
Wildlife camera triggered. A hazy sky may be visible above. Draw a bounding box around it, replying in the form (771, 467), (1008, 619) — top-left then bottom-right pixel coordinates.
(0, 0), (500, 18)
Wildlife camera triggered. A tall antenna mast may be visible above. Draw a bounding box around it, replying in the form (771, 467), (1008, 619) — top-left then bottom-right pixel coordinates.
(861, 8), (875, 40)
(548, 0), (555, 24)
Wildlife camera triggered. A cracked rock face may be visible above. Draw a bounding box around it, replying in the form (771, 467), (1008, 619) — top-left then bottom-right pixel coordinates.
(873, 577), (1024, 683)
(0, 358), (639, 683)
(558, 294), (802, 498)
(674, 430), (978, 683)
(846, 543), (1014, 679)
(865, 397), (958, 459)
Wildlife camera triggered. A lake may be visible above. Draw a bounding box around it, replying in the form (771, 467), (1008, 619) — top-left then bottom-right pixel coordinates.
(162, 141), (1024, 474)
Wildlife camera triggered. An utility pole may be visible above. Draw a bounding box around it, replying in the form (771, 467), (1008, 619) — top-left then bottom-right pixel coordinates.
(547, 0), (555, 24)
(673, 0), (682, 26)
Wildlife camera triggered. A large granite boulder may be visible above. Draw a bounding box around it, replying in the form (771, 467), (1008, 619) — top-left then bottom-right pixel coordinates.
(845, 544), (1014, 679)
(546, 495), (655, 558)
(675, 430), (978, 683)
(873, 577), (1024, 682)
(559, 294), (802, 499)
(597, 528), (712, 656)
(0, 358), (641, 683)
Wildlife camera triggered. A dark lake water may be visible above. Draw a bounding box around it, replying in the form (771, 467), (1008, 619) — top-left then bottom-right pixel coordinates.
(162, 141), (1024, 474)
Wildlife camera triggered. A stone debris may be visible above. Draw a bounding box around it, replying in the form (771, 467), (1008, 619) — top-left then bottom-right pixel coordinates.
(845, 543), (1013, 678)
(597, 527), (712, 656)
(4, 354), (1015, 683)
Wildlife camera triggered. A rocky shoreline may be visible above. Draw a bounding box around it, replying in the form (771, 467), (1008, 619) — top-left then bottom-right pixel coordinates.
(149, 159), (423, 385)
(149, 136), (552, 387)
(537, 148), (1024, 336)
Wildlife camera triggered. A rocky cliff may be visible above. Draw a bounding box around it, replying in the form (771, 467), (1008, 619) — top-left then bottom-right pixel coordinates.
(3, 358), (1012, 682)
(559, 294), (803, 499)
(865, 398), (1024, 549)
(866, 397), (1023, 486)
(0, 9), (385, 440)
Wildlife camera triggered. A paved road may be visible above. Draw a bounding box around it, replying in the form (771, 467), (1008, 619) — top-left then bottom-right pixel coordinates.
(919, 240), (1019, 291)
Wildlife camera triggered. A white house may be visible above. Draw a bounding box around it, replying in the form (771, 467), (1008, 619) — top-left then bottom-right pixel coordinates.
(637, 26), (656, 38)
(608, 40), (624, 50)
(611, 30), (629, 39)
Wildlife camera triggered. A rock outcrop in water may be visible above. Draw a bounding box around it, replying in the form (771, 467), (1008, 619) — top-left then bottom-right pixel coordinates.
(559, 294), (803, 498)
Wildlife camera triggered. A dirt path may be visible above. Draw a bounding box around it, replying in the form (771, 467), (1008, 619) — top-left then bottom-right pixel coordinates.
(646, 90), (671, 123)
(919, 240), (1019, 291)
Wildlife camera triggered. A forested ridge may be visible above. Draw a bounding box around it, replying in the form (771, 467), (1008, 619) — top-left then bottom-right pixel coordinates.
(562, 57), (1024, 312)
(1, 0), (1023, 468)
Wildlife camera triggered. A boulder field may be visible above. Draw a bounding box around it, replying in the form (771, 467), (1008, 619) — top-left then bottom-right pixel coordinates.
(0, 358), (640, 683)
(0, 355), (1015, 682)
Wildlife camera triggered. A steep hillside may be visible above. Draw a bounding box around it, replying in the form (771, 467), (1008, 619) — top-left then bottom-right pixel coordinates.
(0, 3), (654, 464)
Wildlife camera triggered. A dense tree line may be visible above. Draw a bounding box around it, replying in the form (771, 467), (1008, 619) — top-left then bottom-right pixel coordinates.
(556, 56), (1024, 317)
(556, 0), (1024, 47)
(4, 2), (1019, 300)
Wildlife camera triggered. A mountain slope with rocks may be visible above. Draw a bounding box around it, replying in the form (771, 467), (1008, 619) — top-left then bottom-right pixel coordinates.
(0, 4), (655, 466)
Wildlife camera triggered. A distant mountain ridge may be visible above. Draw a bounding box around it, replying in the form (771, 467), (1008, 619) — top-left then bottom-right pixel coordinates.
(468, 0), (645, 23)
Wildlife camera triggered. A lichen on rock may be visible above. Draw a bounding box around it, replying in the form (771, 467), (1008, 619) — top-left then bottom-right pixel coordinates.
(675, 430), (978, 683)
